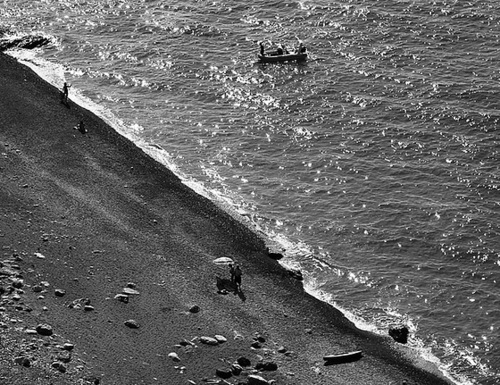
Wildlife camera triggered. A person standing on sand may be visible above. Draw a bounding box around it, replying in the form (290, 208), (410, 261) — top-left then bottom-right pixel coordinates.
(233, 265), (242, 292)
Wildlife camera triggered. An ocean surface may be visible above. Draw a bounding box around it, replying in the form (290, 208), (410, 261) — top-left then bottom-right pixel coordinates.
(1, 1), (500, 383)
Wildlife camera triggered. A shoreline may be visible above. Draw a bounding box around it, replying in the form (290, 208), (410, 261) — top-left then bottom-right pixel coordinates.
(0, 52), (454, 385)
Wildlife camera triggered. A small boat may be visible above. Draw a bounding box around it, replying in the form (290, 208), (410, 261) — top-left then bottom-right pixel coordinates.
(323, 350), (363, 365)
(258, 52), (307, 63)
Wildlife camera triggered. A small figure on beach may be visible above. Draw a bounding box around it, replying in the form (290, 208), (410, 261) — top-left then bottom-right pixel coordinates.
(62, 82), (71, 104)
(229, 263), (236, 283)
(233, 265), (242, 292)
(74, 120), (87, 134)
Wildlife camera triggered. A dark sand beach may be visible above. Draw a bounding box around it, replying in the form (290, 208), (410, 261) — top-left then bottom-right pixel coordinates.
(0, 52), (454, 385)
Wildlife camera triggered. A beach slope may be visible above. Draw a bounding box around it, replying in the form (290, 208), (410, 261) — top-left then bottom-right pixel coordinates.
(0, 53), (453, 385)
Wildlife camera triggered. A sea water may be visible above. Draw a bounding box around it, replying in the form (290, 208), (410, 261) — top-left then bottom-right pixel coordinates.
(1, 1), (499, 383)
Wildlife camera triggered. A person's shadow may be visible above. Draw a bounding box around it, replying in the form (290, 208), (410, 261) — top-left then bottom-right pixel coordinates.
(216, 277), (246, 302)
(60, 92), (70, 108)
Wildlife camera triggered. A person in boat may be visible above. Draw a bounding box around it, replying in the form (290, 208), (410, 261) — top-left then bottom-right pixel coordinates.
(296, 43), (306, 54)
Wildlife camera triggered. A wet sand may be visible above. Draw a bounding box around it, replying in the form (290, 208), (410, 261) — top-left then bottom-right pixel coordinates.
(0, 52), (453, 385)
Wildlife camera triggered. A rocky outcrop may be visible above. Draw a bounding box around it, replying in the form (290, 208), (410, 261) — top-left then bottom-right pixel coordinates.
(389, 325), (409, 344)
(0, 34), (52, 52)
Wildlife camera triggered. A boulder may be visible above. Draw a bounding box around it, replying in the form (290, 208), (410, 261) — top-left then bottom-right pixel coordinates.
(14, 356), (31, 367)
(251, 341), (262, 349)
(63, 343), (74, 351)
(57, 351), (72, 363)
(51, 361), (66, 373)
(11, 278), (23, 289)
(124, 319), (140, 329)
(214, 334), (227, 343)
(189, 305), (200, 313)
(114, 294), (129, 303)
(36, 323), (53, 336)
(200, 336), (218, 345)
(122, 287), (140, 295)
(212, 257), (234, 265)
(54, 289), (66, 297)
(168, 352), (180, 362)
(389, 325), (409, 344)
(231, 363), (243, 375)
(215, 368), (232, 379)
(255, 361), (278, 371)
(236, 356), (251, 367)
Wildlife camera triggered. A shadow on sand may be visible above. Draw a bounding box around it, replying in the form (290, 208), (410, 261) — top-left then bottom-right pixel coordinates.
(216, 276), (246, 302)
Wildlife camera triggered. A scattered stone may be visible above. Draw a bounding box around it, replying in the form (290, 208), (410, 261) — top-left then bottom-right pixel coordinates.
(236, 356), (251, 367)
(189, 305), (200, 313)
(126, 282), (137, 289)
(32, 285), (43, 293)
(214, 335), (227, 343)
(51, 361), (67, 373)
(84, 305), (95, 311)
(124, 319), (140, 329)
(68, 298), (91, 309)
(305, 328), (313, 334)
(35, 323), (53, 336)
(389, 325), (409, 344)
(200, 336), (218, 346)
(168, 352), (181, 362)
(10, 278), (23, 289)
(57, 351), (72, 363)
(277, 346), (287, 353)
(122, 287), (140, 295)
(25, 329), (37, 335)
(247, 374), (269, 385)
(34, 252), (46, 259)
(215, 368), (232, 379)
(255, 361), (278, 371)
(179, 339), (195, 347)
(231, 363), (243, 375)
(251, 341), (262, 349)
(63, 343), (75, 351)
(54, 289), (66, 297)
(14, 356), (31, 367)
(254, 334), (266, 343)
(114, 294), (129, 303)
